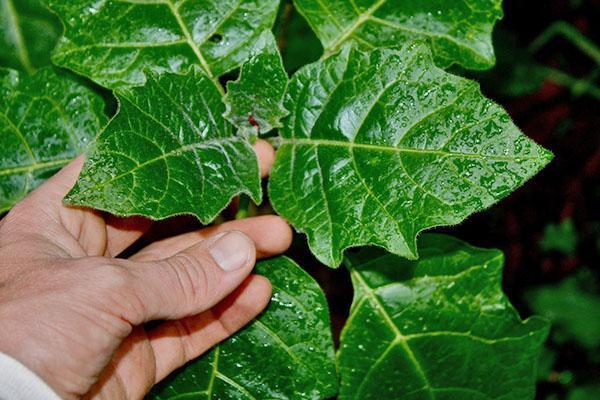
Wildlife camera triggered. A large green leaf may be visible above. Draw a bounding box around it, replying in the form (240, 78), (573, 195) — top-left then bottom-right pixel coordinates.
(0, 67), (106, 213)
(44, 0), (280, 89)
(269, 44), (552, 267)
(223, 30), (289, 135)
(339, 234), (549, 400)
(293, 0), (503, 70)
(65, 68), (261, 222)
(150, 256), (338, 400)
(0, 0), (61, 72)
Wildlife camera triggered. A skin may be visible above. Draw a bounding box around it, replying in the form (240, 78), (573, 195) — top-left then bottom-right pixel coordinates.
(0, 140), (292, 399)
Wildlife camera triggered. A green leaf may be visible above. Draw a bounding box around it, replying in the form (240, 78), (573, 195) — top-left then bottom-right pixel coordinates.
(44, 0), (280, 89)
(0, 67), (106, 213)
(539, 219), (578, 256)
(0, 0), (61, 73)
(223, 30), (289, 135)
(526, 271), (600, 350)
(293, 0), (504, 70)
(269, 44), (552, 267)
(149, 256), (338, 400)
(339, 234), (549, 400)
(568, 385), (600, 400)
(65, 68), (261, 222)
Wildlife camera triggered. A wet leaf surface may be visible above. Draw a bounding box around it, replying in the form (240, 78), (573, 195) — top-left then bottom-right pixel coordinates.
(223, 30), (289, 135)
(66, 68), (261, 223)
(269, 44), (552, 267)
(0, 67), (106, 213)
(150, 256), (338, 400)
(44, 0), (280, 89)
(293, 0), (504, 70)
(339, 234), (549, 400)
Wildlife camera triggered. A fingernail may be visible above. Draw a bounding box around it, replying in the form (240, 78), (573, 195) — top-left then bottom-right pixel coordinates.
(209, 231), (253, 271)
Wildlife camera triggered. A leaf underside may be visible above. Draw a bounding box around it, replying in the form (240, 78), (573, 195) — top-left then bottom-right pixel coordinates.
(293, 0), (504, 70)
(44, 0), (280, 89)
(66, 68), (261, 222)
(339, 234), (549, 400)
(0, 0), (61, 73)
(0, 67), (106, 213)
(150, 256), (338, 400)
(223, 30), (289, 135)
(269, 43), (552, 267)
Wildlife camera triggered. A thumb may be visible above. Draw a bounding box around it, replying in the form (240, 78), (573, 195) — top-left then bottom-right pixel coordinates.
(126, 231), (257, 323)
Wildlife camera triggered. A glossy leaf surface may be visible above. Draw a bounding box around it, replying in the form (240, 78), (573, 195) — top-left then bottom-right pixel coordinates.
(150, 256), (338, 400)
(0, 67), (106, 213)
(223, 30), (289, 135)
(293, 0), (504, 70)
(66, 68), (261, 222)
(44, 0), (280, 89)
(0, 0), (61, 72)
(269, 44), (552, 267)
(339, 234), (549, 400)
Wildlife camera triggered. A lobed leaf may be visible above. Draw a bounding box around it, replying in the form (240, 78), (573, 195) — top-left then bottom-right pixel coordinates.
(43, 0), (280, 89)
(0, 67), (106, 213)
(65, 68), (261, 222)
(150, 256), (338, 400)
(269, 43), (552, 267)
(0, 0), (61, 73)
(223, 30), (289, 135)
(293, 0), (504, 70)
(339, 234), (549, 400)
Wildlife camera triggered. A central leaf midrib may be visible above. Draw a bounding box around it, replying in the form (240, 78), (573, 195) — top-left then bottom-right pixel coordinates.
(281, 138), (540, 161)
(163, 0), (225, 94)
(69, 138), (243, 199)
(349, 267), (435, 400)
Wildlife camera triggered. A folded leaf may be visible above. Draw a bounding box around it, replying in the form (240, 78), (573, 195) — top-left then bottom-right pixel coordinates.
(150, 256), (338, 400)
(339, 234), (549, 400)
(223, 30), (289, 135)
(0, 67), (106, 213)
(269, 44), (552, 267)
(44, 0), (280, 89)
(65, 68), (261, 222)
(0, 0), (61, 72)
(293, 0), (503, 70)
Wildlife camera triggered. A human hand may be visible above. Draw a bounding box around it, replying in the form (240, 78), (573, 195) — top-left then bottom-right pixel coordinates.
(0, 140), (292, 399)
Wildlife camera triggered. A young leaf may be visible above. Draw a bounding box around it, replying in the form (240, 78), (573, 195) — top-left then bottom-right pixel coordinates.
(293, 0), (503, 70)
(150, 256), (338, 400)
(269, 44), (552, 267)
(0, 0), (61, 73)
(339, 234), (549, 400)
(43, 0), (280, 89)
(65, 68), (261, 222)
(0, 67), (106, 213)
(223, 30), (289, 135)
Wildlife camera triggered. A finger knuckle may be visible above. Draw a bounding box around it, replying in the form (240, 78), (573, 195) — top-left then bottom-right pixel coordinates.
(166, 252), (217, 304)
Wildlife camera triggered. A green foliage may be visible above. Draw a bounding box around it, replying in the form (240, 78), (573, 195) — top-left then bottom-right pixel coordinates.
(270, 43), (551, 267)
(223, 30), (289, 135)
(339, 235), (549, 399)
(0, 1), (555, 398)
(150, 256), (337, 399)
(292, 0), (504, 70)
(0, 67), (106, 213)
(0, 0), (61, 73)
(526, 270), (600, 349)
(43, 0), (280, 89)
(540, 219), (579, 256)
(65, 68), (261, 222)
